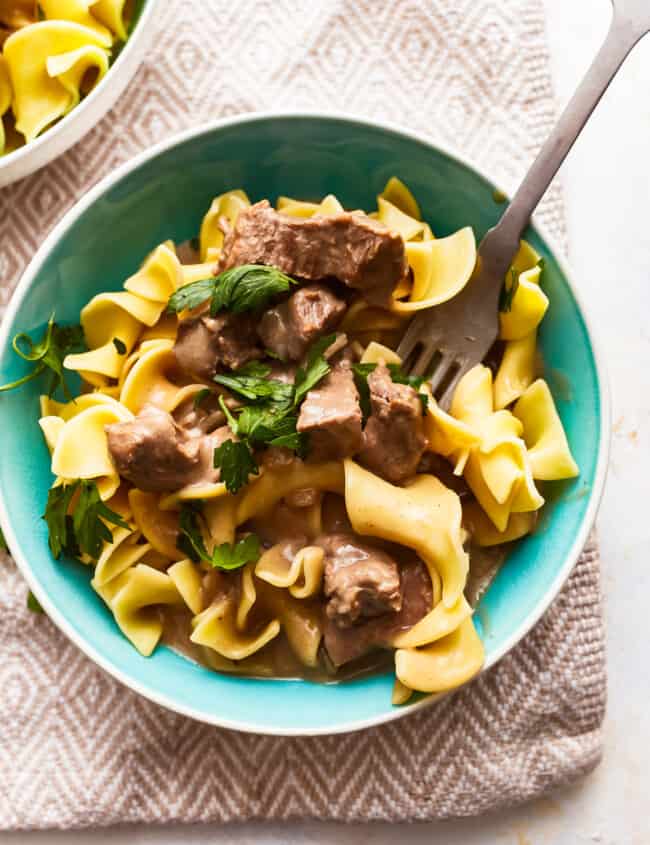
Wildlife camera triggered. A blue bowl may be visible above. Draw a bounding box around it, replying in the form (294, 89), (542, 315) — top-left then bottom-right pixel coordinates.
(0, 114), (609, 735)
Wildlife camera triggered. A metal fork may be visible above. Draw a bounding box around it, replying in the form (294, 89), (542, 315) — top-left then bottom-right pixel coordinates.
(398, 0), (650, 407)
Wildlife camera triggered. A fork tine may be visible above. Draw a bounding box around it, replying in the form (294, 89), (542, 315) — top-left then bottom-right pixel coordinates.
(411, 340), (437, 377)
(437, 361), (471, 411)
(396, 313), (431, 363)
(428, 351), (455, 393)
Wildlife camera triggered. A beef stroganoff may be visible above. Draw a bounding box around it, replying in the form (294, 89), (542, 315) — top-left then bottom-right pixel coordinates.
(2, 178), (579, 703)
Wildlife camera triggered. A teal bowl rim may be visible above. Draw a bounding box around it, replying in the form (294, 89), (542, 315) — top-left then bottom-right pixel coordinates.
(0, 112), (611, 735)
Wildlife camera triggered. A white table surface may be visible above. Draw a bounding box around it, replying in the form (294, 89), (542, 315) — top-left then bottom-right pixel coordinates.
(3, 1), (649, 842)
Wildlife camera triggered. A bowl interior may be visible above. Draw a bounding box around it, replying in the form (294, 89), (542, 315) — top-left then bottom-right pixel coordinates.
(0, 116), (603, 734)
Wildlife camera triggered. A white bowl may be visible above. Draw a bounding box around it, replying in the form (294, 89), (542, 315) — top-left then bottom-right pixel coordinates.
(0, 0), (159, 188)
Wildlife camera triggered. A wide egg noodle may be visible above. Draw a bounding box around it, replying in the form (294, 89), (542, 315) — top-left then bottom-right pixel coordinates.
(128, 489), (185, 561)
(391, 227), (476, 313)
(513, 379), (579, 480)
(190, 572), (281, 662)
(343, 459), (468, 608)
(90, 0), (130, 40)
(50, 403), (132, 496)
(494, 331), (537, 410)
(255, 543), (325, 599)
(119, 339), (182, 414)
(64, 291), (165, 385)
(93, 525), (151, 587)
(123, 241), (183, 303)
(200, 189), (250, 261)
(395, 616), (484, 694)
(167, 558), (204, 615)
(92, 563), (182, 656)
(4, 20), (110, 142)
(39, 0), (113, 43)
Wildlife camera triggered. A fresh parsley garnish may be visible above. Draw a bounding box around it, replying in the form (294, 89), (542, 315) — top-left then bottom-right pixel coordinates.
(499, 267), (519, 313)
(214, 361), (293, 404)
(178, 505), (261, 570)
(213, 439), (260, 494)
(43, 480), (129, 561)
(112, 337), (127, 355)
(0, 315), (85, 399)
(211, 336), (334, 492)
(352, 362), (428, 420)
(293, 334), (335, 407)
(167, 264), (297, 316)
(27, 591), (44, 613)
(0, 526), (6, 551)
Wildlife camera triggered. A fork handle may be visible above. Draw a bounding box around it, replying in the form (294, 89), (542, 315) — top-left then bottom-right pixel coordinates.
(481, 1), (650, 269)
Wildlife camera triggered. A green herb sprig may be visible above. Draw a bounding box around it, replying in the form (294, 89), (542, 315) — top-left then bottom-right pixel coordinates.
(43, 480), (129, 561)
(0, 315), (85, 399)
(178, 505), (261, 570)
(212, 335), (336, 492)
(167, 264), (297, 316)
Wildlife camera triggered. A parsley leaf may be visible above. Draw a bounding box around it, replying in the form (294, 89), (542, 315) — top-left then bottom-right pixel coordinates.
(0, 315), (85, 399)
(352, 363), (375, 419)
(178, 505), (261, 570)
(214, 362), (293, 404)
(211, 534), (261, 570)
(0, 526), (6, 551)
(112, 337), (127, 355)
(177, 505), (211, 562)
(167, 265), (296, 316)
(499, 267), (519, 313)
(43, 482), (80, 559)
(27, 591), (44, 613)
(213, 336), (332, 490)
(213, 439), (259, 494)
(43, 480), (129, 561)
(293, 333), (335, 407)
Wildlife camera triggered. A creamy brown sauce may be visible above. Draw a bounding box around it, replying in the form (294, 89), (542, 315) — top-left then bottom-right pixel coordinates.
(161, 489), (506, 684)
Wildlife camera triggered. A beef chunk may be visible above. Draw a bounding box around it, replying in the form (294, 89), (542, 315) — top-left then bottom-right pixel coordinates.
(107, 406), (202, 492)
(358, 363), (428, 485)
(297, 361), (362, 461)
(107, 408), (235, 492)
(319, 533), (402, 627)
(323, 557), (432, 667)
(258, 284), (346, 362)
(174, 312), (261, 380)
(218, 200), (407, 305)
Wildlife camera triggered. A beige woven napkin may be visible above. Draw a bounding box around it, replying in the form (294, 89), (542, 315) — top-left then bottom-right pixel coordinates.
(0, 0), (605, 829)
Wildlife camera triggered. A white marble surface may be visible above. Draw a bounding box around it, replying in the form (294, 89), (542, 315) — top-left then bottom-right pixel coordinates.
(3, 0), (649, 842)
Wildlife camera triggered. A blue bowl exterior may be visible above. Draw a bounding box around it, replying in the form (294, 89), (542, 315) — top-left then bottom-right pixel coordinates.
(0, 115), (604, 733)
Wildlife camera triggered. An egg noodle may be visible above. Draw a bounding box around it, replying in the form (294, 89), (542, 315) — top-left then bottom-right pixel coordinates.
(0, 0), (134, 154)
(33, 178), (578, 704)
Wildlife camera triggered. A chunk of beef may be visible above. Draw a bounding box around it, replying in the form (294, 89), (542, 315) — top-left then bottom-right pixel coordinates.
(106, 406), (201, 492)
(259, 284), (346, 361)
(358, 362), (428, 485)
(107, 408), (236, 492)
(297, 361), (362, 461)
(323, 557), (432, 667)
(218, 200), (407, 305)
(319, 533), (402, 627)
(174, 312), (261, 380)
